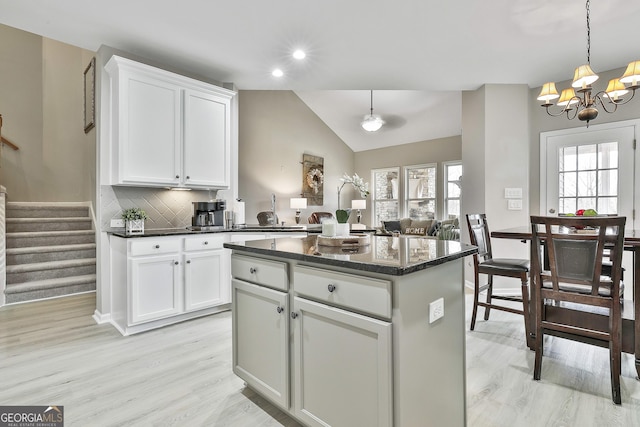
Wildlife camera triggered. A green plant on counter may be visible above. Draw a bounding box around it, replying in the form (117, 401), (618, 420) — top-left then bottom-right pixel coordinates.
(335, 209), (351, 224)
(121, 208), (150, 221)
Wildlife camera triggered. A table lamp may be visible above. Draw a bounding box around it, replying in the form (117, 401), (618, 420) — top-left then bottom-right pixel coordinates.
(290, 198), (307, 224)
(351, 199), (366, 223)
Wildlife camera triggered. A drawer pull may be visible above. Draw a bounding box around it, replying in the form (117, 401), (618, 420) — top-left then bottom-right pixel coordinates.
(186, 176), (190, 179)
(174, 261), (179, 265)
(276, 306), (284, 314)
(186, 260), (191, 264)
(203, 241), (209, 245)
(175, 175), (180, 179)
(155, 245), (160, 249)
(327, 284), (336, 293)
(291, 312), (298, 319)
(249, 267), (257, 274)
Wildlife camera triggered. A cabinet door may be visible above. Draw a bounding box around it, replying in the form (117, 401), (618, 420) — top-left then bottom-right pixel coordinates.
(118, 72), (181, 186)
(232, 279), (289, 410)
(184, 249), (229, 311)
(130, 254), (182, 324)
(291, 297), (392, 427)
(183, 89), (230, 188)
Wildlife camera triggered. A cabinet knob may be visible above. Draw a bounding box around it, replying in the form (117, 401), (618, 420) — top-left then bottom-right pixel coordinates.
(175, 175), (180, 179)
(249, 267), (257, 274)
(186, 260), (191, 264)
(186, 176), (190, 179)
(203, 241), (208, 245)
(174, 261), (179, 265)
(327, 284), (336, 293)
(155, 245), (160, 249)
(290, 312), (298, 319)
(276, 306), (284, 314)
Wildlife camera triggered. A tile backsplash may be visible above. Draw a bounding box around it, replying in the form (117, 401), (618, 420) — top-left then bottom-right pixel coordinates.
(101, 185), (222, 230)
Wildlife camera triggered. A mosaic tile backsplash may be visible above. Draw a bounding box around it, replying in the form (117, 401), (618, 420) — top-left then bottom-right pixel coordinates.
(100, 186), (223, 230)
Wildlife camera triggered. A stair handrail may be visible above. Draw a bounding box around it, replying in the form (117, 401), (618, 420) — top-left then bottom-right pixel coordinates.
(0, 114), (19, 151)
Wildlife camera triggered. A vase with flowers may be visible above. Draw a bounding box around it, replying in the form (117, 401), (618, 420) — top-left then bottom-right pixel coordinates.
(335, 173), (369, 236)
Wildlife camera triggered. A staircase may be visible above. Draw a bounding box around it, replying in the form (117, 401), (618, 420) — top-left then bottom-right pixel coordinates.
(5, 203), (96, 304)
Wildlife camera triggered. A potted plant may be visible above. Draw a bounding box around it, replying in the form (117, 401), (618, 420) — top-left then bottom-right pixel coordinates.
(122, 207), (149, 234)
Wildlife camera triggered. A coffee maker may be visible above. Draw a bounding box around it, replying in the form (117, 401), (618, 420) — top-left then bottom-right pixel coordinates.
(190, 200), (226, 230)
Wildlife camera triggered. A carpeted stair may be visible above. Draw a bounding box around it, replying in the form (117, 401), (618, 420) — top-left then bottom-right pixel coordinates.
(5, 203), (96, 303)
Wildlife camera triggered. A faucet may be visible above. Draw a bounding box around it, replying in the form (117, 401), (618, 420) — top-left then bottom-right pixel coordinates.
(271, 193), (277, 224)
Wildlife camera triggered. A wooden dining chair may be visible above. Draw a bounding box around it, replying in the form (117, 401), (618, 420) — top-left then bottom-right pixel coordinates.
(530, 215), (626, 404)
(466, 214), (530, 337)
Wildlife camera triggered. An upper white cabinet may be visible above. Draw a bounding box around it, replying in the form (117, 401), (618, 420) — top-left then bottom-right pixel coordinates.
(105, 55), (235, 189)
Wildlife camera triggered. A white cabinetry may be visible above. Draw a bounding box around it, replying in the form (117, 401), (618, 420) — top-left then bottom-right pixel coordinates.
(183, 234), (229, 311)
(110, 234), (230, 335)
(231, 254), (392, 426)
(105, 55), (235, 189)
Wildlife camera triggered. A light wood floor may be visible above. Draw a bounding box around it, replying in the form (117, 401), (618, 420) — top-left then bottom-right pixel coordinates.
(1, 293), (639, 427)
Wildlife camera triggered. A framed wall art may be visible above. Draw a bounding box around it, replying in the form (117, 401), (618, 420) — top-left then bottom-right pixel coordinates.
(302, 154), (324, 206)
(83, 57), (96, 133)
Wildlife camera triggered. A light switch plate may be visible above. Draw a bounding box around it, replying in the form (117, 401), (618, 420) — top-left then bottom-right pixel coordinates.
(504, 187), (523, 199)
(508, 199), (523, 210)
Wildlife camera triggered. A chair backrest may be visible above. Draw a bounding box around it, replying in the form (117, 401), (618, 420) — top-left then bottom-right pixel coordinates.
(308, 212), (334, 224)
(530, 215), (625, 302)
(466, 213), (493, 262)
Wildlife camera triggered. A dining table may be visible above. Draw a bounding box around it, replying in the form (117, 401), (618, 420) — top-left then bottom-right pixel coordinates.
(491, 226), (640, 380)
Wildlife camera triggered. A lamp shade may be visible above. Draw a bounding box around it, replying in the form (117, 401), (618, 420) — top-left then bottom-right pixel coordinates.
(557, 88), (579, 107)
(351, 199), (366, 210)
(290, 198), (307, 209)
(537, 82), (559, 102)
(571, 64), (599, 88)
(620, 60), (640, 86)
(361, 114), (384, 132)
(605, 79), (629, 100)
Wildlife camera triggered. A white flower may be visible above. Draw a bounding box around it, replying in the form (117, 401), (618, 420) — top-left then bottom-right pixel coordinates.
(340, 173), (369, 198)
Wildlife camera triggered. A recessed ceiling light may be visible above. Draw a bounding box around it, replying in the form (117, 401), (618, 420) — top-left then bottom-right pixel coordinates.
(293, 50), (306, 60)
(272, 68), (284, 77)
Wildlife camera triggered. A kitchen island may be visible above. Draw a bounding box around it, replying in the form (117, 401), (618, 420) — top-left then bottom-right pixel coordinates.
(224, 234), (476, 427)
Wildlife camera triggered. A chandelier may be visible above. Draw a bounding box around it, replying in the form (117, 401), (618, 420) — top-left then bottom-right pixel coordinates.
(537, 0), (640, 126)
(361, 90), (384, 132)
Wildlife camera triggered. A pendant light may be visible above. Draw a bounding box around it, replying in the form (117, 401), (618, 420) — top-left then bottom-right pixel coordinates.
(361, 90), (384, 132)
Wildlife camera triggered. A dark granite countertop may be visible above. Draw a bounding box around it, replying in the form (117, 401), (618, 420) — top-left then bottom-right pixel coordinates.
(106, 224), (377, 238)
(223, 235), (477, 276)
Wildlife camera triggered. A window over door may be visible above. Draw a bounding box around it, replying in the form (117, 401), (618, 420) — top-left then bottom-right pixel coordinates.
(541, 120), (638, 229)
(371, 167), (400, 226)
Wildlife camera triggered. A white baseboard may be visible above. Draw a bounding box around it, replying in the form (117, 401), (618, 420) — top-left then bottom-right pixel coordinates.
(93, 309), (112, 324)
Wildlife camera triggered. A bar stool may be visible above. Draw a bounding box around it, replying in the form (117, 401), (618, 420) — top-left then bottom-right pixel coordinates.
(466, 214), (530, 338)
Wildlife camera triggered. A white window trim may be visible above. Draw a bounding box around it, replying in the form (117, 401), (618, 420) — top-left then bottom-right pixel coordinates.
(443, 161), (462, 219)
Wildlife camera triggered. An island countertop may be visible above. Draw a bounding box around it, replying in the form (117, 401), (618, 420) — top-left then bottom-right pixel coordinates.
(223, 234), (477, 276)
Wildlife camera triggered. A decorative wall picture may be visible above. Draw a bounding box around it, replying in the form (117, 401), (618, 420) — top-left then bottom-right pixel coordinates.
(302, 154), (324, 206)
(83, 57), (96, 133)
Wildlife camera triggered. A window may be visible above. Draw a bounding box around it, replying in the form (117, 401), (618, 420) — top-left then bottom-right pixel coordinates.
(404, 164), (436, 220)
(558, 143), (618, 214)
(444, 162), (462, 219)
(371, 167), (400, 226)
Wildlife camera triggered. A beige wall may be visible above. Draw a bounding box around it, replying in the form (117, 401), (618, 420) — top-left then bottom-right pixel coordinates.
(238, 90), (355, 225)
(0, 24), (95, 203)
(354, 135), (462, 225)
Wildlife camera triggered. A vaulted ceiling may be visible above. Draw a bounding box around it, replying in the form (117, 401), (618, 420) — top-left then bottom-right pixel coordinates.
(1, 0), (639, 151)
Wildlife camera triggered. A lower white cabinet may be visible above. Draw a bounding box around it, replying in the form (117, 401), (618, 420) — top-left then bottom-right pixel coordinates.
(110, 234), (230, 335)
(130, 253), (182, 324)
(291, 297), (392, 427)
(231, 253), (392, 427)
(232, 279), (289, 409)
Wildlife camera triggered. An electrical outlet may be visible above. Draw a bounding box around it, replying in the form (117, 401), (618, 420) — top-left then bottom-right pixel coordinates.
(111, 219), (125, 228)
(429, 297), (444, 324)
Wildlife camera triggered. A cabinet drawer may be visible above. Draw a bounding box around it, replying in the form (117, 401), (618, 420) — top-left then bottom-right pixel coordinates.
(293, 265), (391, 319)
(129, 238), (181, 256)
(231, 254), (288, 291)
(184, 234), (225, 251)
